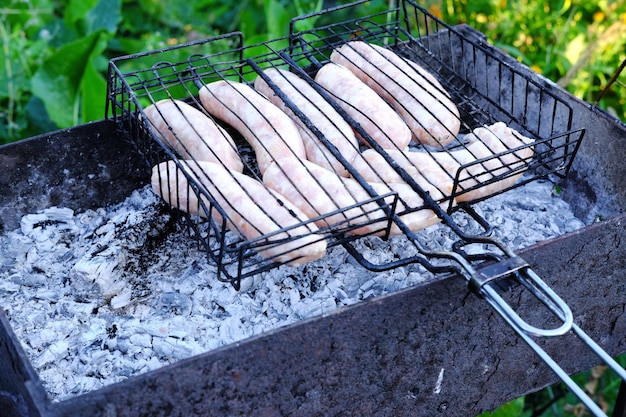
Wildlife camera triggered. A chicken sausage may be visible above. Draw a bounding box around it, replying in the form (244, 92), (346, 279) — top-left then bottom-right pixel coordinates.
(143, 99), (243, 172)
(427, 122), (535, 202)
(314, 62), (412, 150)
(263, 157), (446, 235)
(330, 41), (460, 148)
(254, 68), (359, 177)
(151, 159), (327, 265)
(198, 80), (306, 174)
(351, 148), (455, 199)
(351, 123), (533, 203)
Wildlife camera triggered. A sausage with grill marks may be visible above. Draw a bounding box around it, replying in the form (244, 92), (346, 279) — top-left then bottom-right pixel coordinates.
(314, 62), (412, 150)
(427, 122), (535, 202)
(263, 157), (446, 235)
(143, 99), (243, 172)
(330, 41), (460, 148)
(151, 160), (327, 265)
(198, 80), (306, 174)
(254, 68), (359, 177)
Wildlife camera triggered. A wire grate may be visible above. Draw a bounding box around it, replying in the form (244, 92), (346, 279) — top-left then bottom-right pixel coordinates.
(107, 0), (584, 288)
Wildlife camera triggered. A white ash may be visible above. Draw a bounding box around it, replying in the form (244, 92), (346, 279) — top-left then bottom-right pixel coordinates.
(0, 178), (585, 401)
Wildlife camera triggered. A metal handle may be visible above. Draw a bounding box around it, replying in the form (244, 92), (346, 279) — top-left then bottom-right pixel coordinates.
(478, 265), (574, 338)
(483, 276), (574, 337)
(471, 262), (626, 417)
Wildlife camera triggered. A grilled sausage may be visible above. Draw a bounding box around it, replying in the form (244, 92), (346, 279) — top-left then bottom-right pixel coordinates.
(198, 80), (306, 174)
(351, 122), (534, 202)
(151, 160), (327, 265)
(254, 68), (359, 177)
(330, 41), (460, 148)
(143, 99), (243, 172)
(263, 157), (445, 235)
(427, 122), (535, 202)
(314, 62), (412, 150)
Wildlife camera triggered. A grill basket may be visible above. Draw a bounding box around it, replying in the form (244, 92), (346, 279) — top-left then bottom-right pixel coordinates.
(107, 0), (583, 288)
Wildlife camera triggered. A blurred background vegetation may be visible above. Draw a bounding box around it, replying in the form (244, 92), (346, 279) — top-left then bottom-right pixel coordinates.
(0, 0), (624, 144)
(1, 0), (626, 415)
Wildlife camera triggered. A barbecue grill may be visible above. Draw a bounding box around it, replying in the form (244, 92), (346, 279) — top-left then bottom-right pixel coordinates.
(1, 0), (626, 416)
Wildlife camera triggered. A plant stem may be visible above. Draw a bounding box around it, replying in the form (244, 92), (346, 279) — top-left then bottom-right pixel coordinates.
(0, 20), (15, 140)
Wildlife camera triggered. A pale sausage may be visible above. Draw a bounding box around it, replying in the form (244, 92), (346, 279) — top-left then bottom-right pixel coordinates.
(254, 68), (359, 177)
(428, 122), (535, 202)
(263, 157), (446, 235)
(151, 160), (327, 265)
(330, 41), (460, 148)
(314, 62), (412, 150)
(198, 80), (306, 174)
(143, 99), (243, 172)
(263, 157), (375, 233)
(351, 148), (455, 199)
(351, 123), (533, 202)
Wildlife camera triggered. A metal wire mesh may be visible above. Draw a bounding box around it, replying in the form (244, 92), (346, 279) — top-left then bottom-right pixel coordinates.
(107, 0), (584, 288)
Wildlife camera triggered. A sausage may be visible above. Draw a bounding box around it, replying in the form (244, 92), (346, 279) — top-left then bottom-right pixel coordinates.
(350, 148), (455, 199)
(427, 122), (535, 202)
(198, 80), (306, 174)
(263, 157), (445, 235)
(330, 41), (460, 148)
(151, 159), (327, 265)
(254, 68), (359, 177)
(263, 157), (375, 233)
(314, 62), (412, 150)
(351, 181), (446, 234)
(351, 122), (534, 203)
(142, 99), (243, 172)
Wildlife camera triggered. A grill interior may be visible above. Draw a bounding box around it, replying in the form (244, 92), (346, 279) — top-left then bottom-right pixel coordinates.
(107, 0), (584, 289)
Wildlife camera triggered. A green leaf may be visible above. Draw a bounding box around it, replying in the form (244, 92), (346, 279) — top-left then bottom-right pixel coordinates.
(264, 0), (291, 39)
(79, 58), (108, 123)
(64, 0), (99, 33)
(85, 0), (122, 34)
(4, 0), (55, 29)
(30, 30), (108, 128)
(64, 0), (121, 35)
(25, 96), (58, 136)
(476, 397), (526, 417)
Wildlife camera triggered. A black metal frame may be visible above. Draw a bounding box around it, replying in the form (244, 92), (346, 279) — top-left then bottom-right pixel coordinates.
(107, 0), (584, 288)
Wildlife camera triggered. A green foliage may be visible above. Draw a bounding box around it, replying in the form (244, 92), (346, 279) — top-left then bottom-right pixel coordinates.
(477, 397), (528, 417)
(0, 0), (330, 143)
(31, 30), (108, 127)
(433, 0), (626, 120)
(475, 354), (626, 416)
(0, 0), (624, 143)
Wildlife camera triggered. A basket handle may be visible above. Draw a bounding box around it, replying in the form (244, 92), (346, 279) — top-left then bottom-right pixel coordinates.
(471, 259), (574, 337)
(470, 261), (626, 417)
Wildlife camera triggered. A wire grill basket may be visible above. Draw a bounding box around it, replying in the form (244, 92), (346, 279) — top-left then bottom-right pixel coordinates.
(107, 0), (583, 288)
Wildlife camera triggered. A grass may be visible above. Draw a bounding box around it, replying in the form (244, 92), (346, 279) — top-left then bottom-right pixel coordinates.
(479, 355), (626, 416)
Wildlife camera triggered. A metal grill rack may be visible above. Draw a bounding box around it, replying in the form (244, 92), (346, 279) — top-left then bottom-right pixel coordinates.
(107, 0), (583, 286)
(106, 2), (625, 415)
